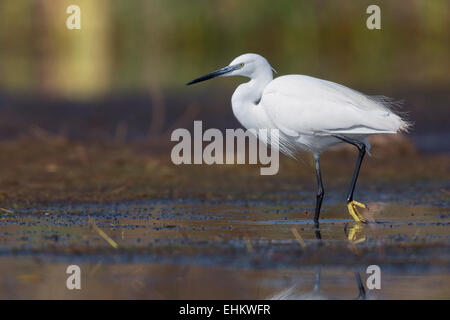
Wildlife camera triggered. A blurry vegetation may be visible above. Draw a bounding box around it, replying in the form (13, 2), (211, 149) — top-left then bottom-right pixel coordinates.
(0, 0), (448, 99)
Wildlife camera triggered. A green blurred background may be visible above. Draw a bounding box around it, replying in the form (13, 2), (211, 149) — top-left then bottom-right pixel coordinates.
(0, 0), (448, 98)
(0, 0), (448, 153)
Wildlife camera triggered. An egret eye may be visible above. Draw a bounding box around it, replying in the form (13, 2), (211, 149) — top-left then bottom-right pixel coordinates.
(239, 63), (244, 68)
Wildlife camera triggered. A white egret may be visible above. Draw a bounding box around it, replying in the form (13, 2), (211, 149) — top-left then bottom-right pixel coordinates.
(187, 53), (411, 225)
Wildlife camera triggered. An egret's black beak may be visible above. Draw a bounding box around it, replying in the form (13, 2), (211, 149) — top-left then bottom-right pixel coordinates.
(186, 65), (237, 85)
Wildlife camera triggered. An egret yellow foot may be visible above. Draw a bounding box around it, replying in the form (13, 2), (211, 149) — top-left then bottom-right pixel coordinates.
(347, 224), (366, 244)
(347, 200), (367, 223)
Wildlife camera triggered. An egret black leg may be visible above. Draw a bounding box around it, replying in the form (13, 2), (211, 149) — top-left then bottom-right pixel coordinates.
(334, 135), (367, 223)
(313, 154), (324, 227)
(342, 139), (365, 203)
(315, 227), (322, 244)
(354, 271), (366, 300)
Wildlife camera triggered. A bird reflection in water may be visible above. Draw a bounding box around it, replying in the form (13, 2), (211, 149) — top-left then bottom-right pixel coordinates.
(269, 228), (367, 300)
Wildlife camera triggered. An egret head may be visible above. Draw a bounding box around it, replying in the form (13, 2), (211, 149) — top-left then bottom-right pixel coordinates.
(187, 53), (274, 85)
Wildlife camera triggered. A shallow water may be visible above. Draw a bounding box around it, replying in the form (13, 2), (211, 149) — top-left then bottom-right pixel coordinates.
(0, 186), (448, 299)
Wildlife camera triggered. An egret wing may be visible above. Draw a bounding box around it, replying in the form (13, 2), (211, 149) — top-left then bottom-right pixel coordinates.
(261, 75), (408, 136)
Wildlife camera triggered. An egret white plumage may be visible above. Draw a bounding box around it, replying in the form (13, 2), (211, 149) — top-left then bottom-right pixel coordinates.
(187, 53), (411, 225)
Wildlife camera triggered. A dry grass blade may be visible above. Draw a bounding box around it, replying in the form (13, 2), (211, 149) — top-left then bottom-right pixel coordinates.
(244, 236), (253, 252)
(0, 208), (14, 216)
(89, 217), (119, 249)
(291, 228), (307, 249)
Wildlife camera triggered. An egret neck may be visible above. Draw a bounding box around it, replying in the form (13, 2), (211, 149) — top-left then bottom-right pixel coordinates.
(231, 67), (273, 131)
